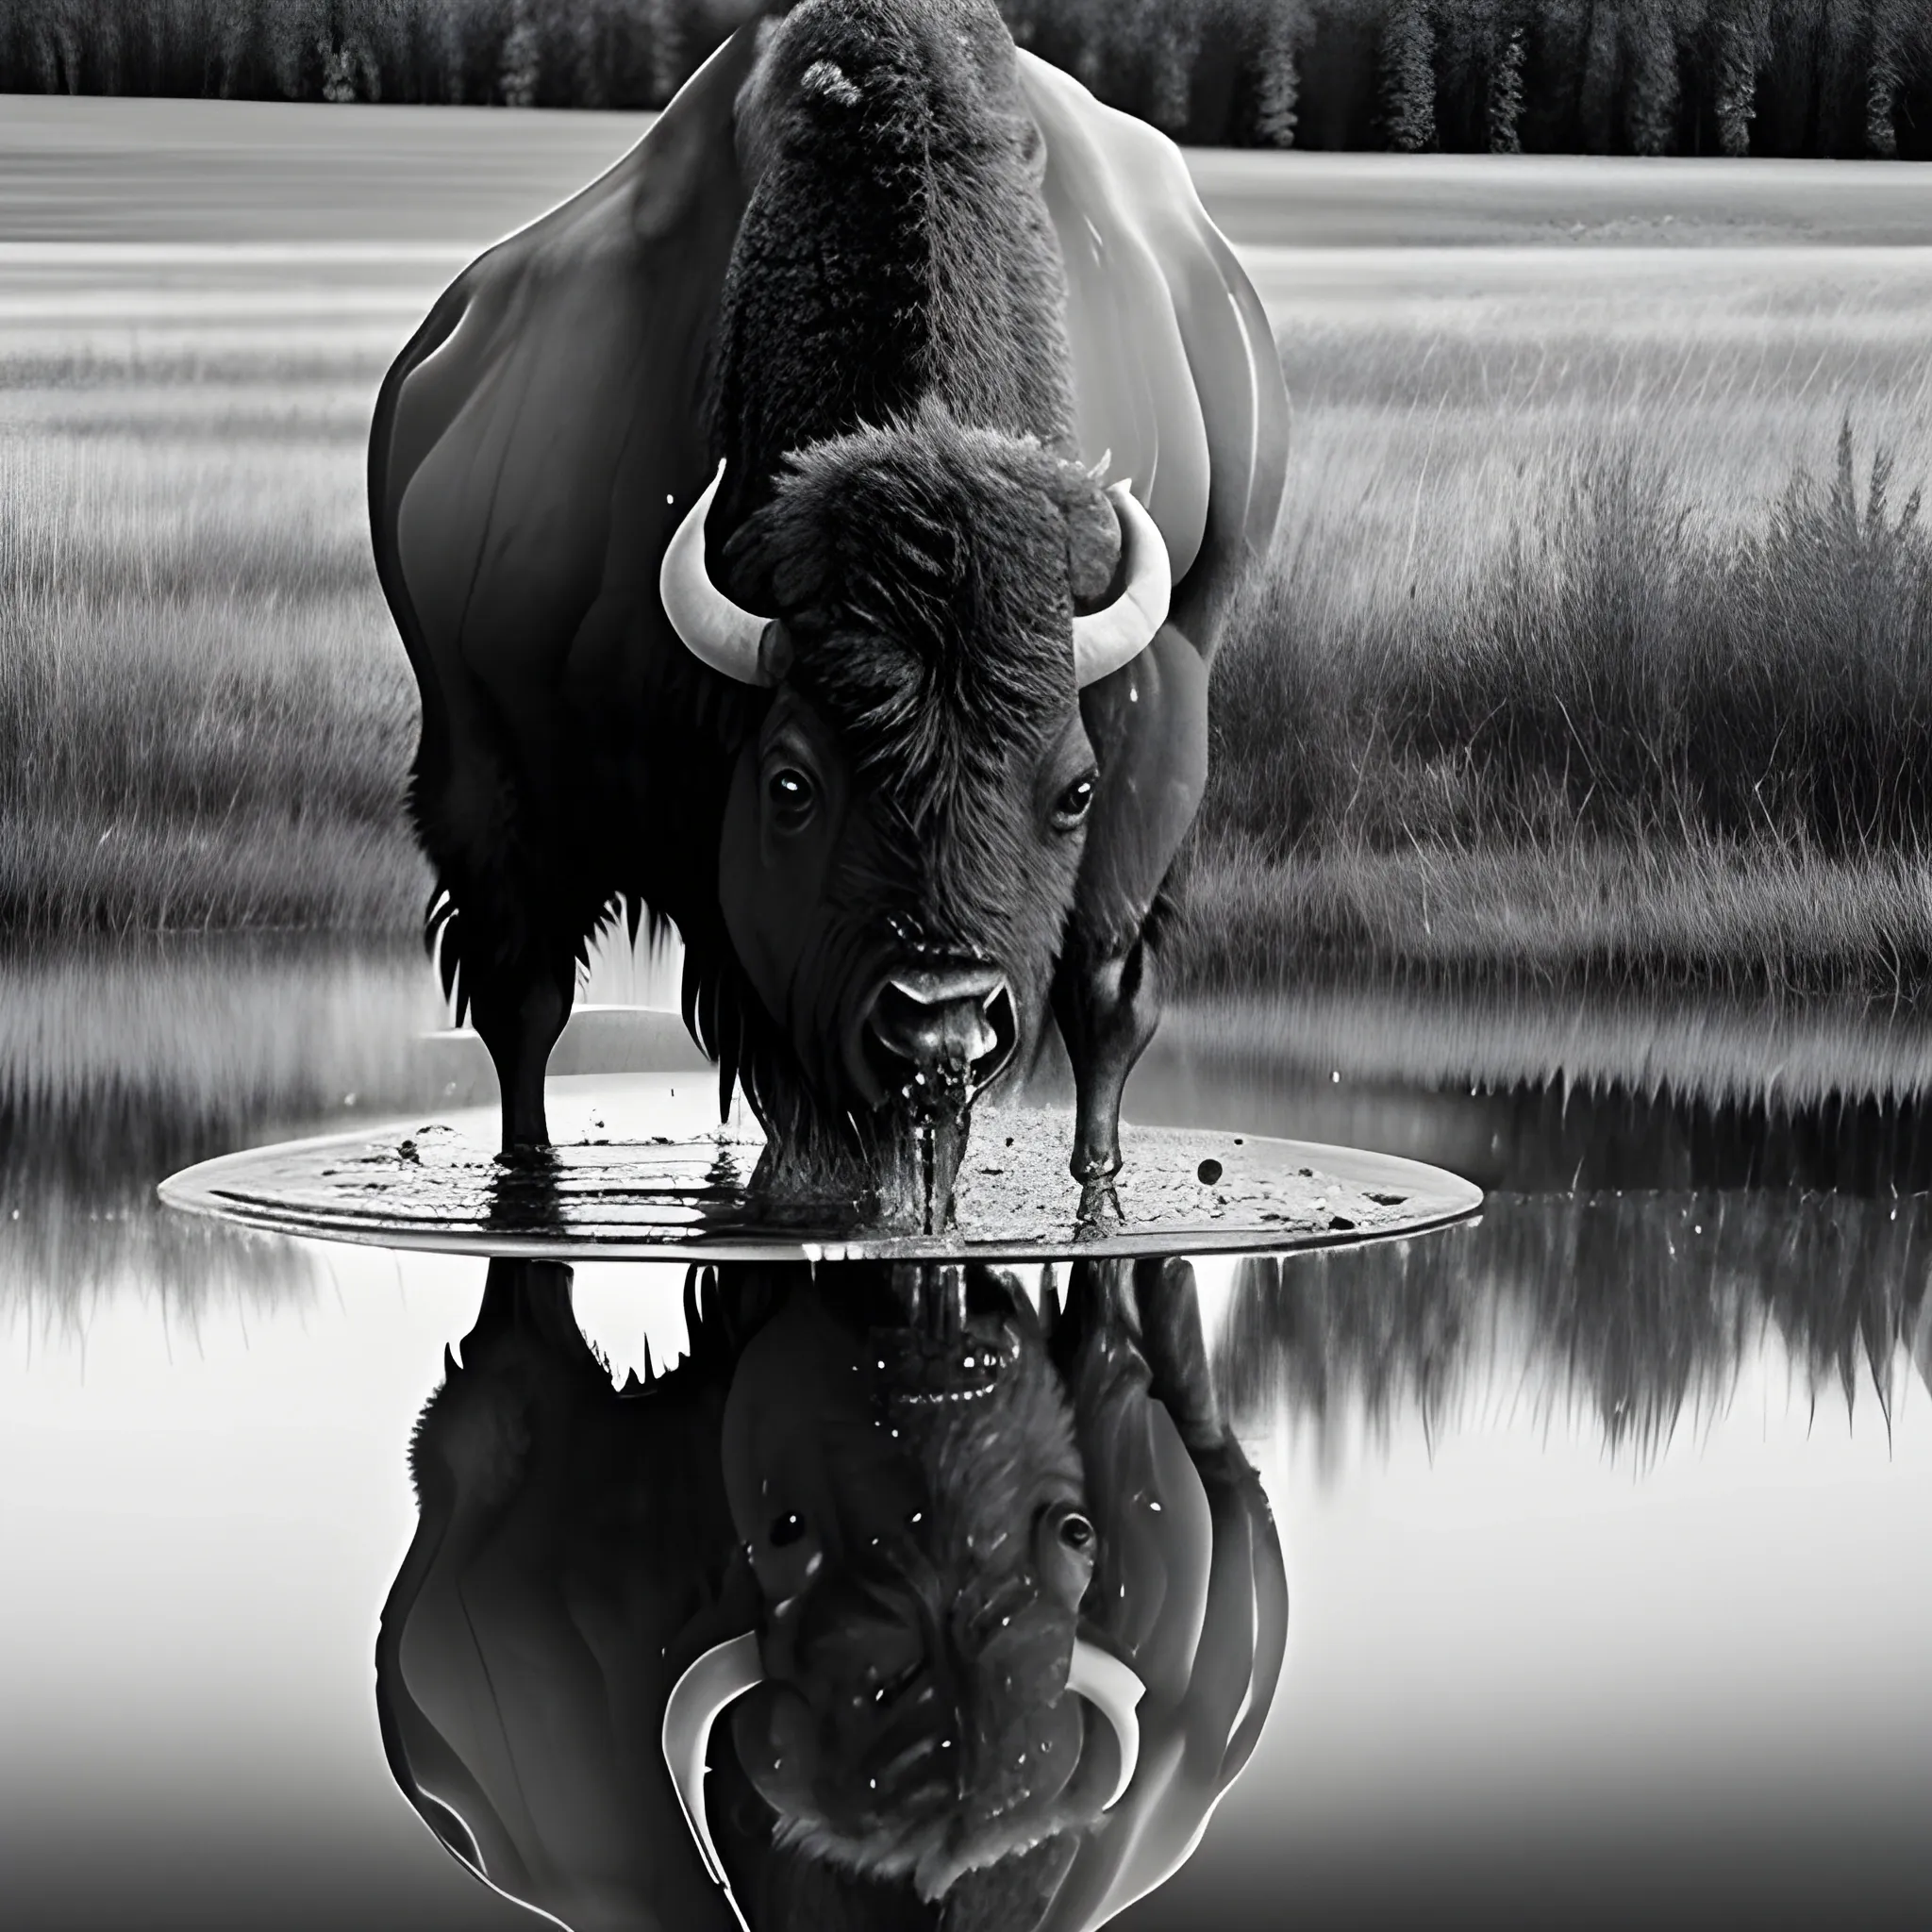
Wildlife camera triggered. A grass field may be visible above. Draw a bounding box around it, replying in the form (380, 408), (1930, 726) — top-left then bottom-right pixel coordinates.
(0, 391), (423, 931)
(6, 103), (1932, 997)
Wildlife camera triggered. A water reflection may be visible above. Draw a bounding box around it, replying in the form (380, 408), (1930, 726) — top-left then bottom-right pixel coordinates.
(0, 933), (435, 1319)
(7, 956), (1932, 1924)
(1146, 985), (1932, 1193)
(378, 1257), (1285, 1932)
(1224, 1189), (1932, 1465)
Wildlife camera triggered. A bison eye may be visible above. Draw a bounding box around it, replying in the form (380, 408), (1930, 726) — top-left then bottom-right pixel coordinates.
(1036, 1500), (1097, 1607)
(768, 766), (816, 830)
(769, 1510), (807, 1547)
(1051, 774), (1097, 831)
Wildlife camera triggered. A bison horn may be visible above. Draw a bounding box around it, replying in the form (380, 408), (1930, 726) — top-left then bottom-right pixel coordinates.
(1067, 1637), (1146, 1810)
(661, 1633), (1145, 1915)
(660, 461), (777, 688)
(1073, 481), (1171, 690)
(660, 1632), (761, 1931)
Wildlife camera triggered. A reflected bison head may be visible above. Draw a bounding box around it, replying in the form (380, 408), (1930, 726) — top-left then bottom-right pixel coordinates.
(379, 1257), (1283, 1932)
(707, 1277), (1131, 1899)
(664, 408), (1167, 1212)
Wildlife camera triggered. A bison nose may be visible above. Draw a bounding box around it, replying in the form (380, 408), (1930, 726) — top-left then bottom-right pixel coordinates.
(862, 965), (1017, 1099)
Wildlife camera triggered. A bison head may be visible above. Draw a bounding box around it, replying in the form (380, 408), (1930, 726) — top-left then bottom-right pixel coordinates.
(666, 1271), (1144, 1909)
(660, 404), (1169, 1218)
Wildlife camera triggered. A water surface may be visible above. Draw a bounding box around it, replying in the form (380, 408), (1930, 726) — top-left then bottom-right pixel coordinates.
(4, 941), (1928, 1928)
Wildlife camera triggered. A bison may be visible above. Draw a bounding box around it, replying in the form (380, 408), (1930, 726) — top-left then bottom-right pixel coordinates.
(377, 1257), (1286, 1930)
(369, 0), (1287, 1221)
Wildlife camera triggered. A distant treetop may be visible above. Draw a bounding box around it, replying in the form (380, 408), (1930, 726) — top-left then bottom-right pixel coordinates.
(2, 0), (1928, 158)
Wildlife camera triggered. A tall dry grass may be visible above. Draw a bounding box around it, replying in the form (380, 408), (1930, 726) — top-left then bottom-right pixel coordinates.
(1212, 425), (1932, 855)
(1184, 245), (1932, 999)
(1193, 423), (1932, 994)
(0, 423), (424, 933)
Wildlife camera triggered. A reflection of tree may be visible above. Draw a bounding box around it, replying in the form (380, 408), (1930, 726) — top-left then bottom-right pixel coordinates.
(1221, 1189), (1932, 1465)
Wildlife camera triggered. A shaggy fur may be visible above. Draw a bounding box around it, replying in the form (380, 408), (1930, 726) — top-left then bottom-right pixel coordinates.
(761, 1320), (1093, 1896)
(660, 0), (1136, 1183)
(715, 0), (1074, 531)
(727, 402), (1120, 858)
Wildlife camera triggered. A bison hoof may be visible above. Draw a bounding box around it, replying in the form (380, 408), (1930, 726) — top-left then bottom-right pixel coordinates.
(484, 1143), (565, 1228)
(1074, 1174), (1124, 1236)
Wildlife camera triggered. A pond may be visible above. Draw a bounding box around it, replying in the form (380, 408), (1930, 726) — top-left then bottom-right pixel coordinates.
(3, 936), (1927, 1930)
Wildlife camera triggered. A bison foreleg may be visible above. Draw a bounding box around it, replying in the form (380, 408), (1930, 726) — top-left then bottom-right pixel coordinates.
(1051, 924), (1163, 1219)
(1128, 1256), (1224, 1456)
(426, 874), (580, 1152)
(471, 968), (574, 1150)
(1054, 626), (1207, 1220)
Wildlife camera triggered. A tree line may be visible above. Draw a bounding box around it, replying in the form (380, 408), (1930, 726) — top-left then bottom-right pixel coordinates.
(0, 0), (1928, 156)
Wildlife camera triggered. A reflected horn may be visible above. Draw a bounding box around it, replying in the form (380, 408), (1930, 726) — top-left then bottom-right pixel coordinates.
(1068, 1638), (1145, 1809)
(661, 1633), (1145, 1914)
(660, 1632), (762, 1932)
(1073, 481), (1171, 690)
(660, 461), (776, 687)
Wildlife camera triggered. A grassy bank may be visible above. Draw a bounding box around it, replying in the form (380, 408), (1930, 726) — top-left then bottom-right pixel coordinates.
(7, 174), (1932, 993)
(1214, 425), (1932, 855)
(1182, 828), (1932, 997)
(1188, 420), (1932, 997)
(1181, 238), (1932, 998)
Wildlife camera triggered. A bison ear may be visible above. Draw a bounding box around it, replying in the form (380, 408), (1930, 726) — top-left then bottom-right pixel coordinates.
(1055, 464), (1124, 609)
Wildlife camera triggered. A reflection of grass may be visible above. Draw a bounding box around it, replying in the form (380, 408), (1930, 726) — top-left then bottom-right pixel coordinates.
(1221, 1189), (1932, 1468)
(0, 932), (438, 1322)
(0, 410), (425, 932)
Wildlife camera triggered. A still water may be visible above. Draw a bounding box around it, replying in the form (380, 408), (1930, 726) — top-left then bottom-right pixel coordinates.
(3, 936), (1929, 1931)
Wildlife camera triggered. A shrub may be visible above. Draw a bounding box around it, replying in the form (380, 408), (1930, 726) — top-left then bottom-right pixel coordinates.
(1208, 421), (1932, 863)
